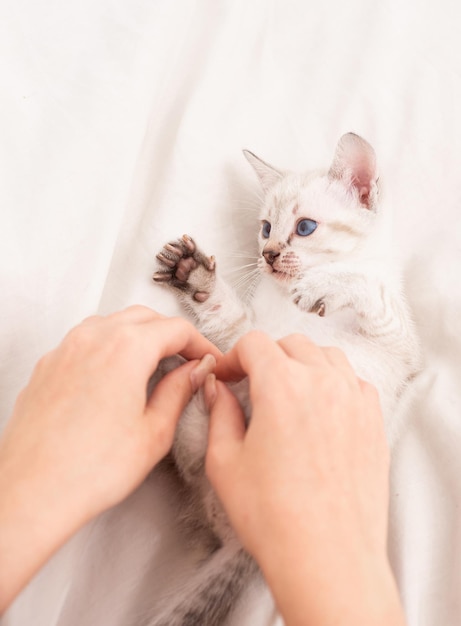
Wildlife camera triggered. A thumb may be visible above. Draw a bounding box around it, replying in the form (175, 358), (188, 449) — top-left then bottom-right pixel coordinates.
(205, 376), (246, 489)
(145, 359), (199, 458)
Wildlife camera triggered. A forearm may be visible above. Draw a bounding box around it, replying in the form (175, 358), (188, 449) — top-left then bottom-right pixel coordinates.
(0, 449), (89, 613)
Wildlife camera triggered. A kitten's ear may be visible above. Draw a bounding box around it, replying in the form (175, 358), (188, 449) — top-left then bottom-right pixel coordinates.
(328, 133), (378, 209)
(243, 150), (283, 193)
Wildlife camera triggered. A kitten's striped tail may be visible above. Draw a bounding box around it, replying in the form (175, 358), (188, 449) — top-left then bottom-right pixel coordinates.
(147, 543), (259, 626)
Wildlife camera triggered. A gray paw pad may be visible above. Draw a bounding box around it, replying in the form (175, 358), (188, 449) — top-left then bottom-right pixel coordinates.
(153, 235), (215, 301)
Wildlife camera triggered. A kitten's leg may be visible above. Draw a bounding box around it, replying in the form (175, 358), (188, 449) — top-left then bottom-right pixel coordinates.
(291, 268), (419, 368)
(153, 235), (252, 350)
(291, 268), (368, 318)
(291, 268), (386, 330)
(147, 542), (259, 626)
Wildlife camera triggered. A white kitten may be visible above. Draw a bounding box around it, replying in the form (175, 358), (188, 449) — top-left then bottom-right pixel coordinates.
(150, 133), (420, 626)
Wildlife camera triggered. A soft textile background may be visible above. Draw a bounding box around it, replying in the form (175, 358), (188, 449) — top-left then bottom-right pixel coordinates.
(1, 1), (461, 624)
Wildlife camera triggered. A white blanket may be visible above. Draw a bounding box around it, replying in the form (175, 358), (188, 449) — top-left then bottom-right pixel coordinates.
(2, 1), (461, 624)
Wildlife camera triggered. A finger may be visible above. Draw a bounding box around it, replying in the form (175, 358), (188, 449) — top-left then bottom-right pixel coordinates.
(136, 317), (221, 369)
(144, 360), (199, 458)
(277, 336), (359, 388)
(276, 334), (329, 366)
(214, 331), (286, 382)
(322, 346), (360, 386)
(80, 315), (103, 326)
(205, 379), (245, 486)
(108, 305), (166, 324)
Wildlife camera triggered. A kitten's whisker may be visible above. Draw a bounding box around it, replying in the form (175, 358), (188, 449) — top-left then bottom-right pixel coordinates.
(234, 200), (260, 206)
(224, 256), (259, 263)
(228, 261), (260, 272)
(232, 193), (264, 208)
(241, 271), (261, 301)
(233, 268), (259, 284)
(222, 255), (260, 263)
(224, 253), (260, 259)
(225, 262), (259, 272)
(243, 283), (258, 301)
(232, 204), (261, 212)
(231, 267), (257, 282)
(231, 268), (260, 293)
(247, 188), (265, 204)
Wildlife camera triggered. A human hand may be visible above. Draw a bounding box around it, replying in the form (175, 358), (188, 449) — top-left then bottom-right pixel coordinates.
(0, 306), (218, 612)
(205, 331), (405, 626)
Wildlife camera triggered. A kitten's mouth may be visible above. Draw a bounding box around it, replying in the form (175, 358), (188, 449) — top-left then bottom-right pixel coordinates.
(271, 268), (294, 281)
(260, 259), (297, 281)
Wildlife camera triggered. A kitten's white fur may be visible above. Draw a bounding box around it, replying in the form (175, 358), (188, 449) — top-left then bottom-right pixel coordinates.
(150, 133), (420, 626)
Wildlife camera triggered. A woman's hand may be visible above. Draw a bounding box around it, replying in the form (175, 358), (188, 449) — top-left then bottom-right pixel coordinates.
(0, 306), (218, 613)
(206, 331), (405, 626)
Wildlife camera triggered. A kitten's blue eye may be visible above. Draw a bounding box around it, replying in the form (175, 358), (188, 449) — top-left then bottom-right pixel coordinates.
(296, 219), (317, 237)
(261, 221), (271, 239)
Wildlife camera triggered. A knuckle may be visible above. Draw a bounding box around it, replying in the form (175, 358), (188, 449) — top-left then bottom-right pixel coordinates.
(266, 361), (307, 404)
(178, 316), (195, 330)
(317, 367), (349, 398)
(112, 324), (138, 349)
(234, 330), (273, 366)
(63, 320), (137, 359)
(238, 330), (270, 348)
(170, 316), (203, 346)
(271, 358), (295, 383)
(171, 316), (194, 334)
(124, 304), (155, 317)
(125, 304), (148, 314)
(278, 334), (320, 359)
(64, 324), (97, 351)
(81, 314), (102, 325)
(34, 352), (52, 372)
(284, 332), (313, 346)
(323, 345), (348, 363)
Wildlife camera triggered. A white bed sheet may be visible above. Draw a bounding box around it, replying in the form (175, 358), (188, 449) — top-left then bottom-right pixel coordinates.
(1, 0), (461, 624)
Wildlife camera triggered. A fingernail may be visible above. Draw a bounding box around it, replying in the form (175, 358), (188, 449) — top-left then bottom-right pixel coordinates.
(204, 373), (217, 411)
(190, 354), (217, 393)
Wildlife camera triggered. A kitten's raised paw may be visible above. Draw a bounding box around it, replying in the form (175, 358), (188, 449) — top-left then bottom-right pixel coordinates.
(153, 235), (216, 302)
(292, 287), (326, 316)
(293, 296), (325, 317)
(310, 299), (326, 317)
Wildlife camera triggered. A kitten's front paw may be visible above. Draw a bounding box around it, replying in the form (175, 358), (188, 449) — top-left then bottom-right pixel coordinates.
(292, 289), (326, 316)
(153, 234), (216, 303)
(292, 274), (356, 317)
(309, 298), (326, 316)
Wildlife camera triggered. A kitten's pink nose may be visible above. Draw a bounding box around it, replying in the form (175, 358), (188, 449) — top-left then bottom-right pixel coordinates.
(263, 248), (280, 266)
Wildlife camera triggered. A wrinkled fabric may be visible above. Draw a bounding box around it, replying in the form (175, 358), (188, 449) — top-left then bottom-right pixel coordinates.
(1, 1), (461, 624)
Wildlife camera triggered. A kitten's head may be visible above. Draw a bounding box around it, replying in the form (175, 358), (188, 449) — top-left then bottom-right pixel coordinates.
(244, 133), (379, 284)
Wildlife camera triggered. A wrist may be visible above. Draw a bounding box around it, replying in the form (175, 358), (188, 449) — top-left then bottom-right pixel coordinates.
(257, 531), (406, 626)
